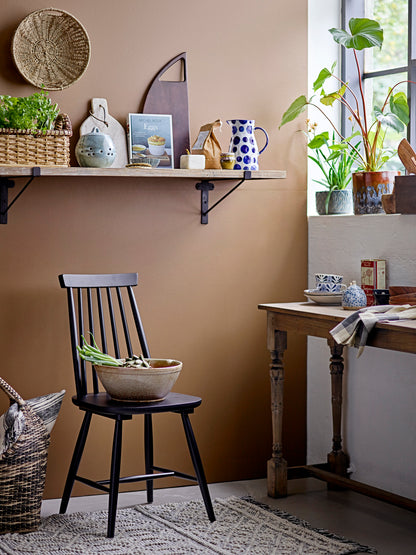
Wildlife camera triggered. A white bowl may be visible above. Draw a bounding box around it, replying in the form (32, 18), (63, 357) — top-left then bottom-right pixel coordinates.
(304, 289), (342, 305)
(94, 359), (182, 402)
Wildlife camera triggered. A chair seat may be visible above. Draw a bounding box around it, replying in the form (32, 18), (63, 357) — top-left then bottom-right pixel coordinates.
(72, 391), (202, 416)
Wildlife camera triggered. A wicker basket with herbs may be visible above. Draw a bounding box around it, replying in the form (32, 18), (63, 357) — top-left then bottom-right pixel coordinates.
(0, 89), (72, 167)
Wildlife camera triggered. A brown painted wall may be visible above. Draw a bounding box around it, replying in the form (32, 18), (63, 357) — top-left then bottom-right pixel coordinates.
(0, 0), (308, 499)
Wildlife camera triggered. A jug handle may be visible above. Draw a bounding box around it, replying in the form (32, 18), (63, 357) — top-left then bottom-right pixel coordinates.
(255, 127), (269, 154)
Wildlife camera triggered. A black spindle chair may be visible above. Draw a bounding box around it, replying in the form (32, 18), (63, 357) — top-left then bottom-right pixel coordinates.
(58, 273), (215, 537)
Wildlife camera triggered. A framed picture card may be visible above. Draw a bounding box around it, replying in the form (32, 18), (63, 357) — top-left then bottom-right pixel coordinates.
(127, 113), (174, 168)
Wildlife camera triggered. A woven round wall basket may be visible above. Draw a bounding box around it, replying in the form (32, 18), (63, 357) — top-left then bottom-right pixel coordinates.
(12, 8), (91, 91)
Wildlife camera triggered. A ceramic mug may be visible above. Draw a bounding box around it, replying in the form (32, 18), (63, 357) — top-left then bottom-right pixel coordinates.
(315, 273), (346, 293)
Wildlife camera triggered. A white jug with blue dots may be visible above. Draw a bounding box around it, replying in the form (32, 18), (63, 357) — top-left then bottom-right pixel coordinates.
(227, 120), (269, 170)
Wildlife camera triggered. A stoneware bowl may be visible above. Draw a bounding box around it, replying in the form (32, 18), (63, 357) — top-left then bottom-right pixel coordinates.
(94, 359), (182, 402)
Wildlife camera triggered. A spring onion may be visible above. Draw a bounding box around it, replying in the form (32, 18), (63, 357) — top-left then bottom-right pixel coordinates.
(77, 334), (151, 368)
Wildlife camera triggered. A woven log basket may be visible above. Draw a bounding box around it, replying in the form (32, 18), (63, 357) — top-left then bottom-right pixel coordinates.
(0, 113), (72, 167)
(0, 377), (50, 534)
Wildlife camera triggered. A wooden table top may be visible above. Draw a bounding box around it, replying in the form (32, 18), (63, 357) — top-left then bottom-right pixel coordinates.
(258, 302), (416, 354)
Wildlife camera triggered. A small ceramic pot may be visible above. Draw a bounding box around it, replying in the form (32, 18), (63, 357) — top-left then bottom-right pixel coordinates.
(342, 281), (367, 310)
(75, 127), (116, 168)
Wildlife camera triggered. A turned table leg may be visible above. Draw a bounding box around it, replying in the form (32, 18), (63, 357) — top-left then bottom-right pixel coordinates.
(327, 338), (350, 479)
(267, 313), (288, 497)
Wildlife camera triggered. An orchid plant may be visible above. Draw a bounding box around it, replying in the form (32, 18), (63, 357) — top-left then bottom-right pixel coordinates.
(280, 18), (411, 172)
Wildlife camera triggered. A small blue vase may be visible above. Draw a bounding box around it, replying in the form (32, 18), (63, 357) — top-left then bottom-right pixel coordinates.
(342, 281), (367, 310)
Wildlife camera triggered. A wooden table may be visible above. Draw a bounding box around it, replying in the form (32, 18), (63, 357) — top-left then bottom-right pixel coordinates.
(258, 302), (416, 511)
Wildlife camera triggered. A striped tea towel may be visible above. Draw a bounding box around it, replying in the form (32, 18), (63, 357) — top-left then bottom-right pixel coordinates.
(330, 304), (416, 357)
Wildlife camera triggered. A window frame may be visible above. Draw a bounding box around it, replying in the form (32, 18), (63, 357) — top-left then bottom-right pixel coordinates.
(341, 0), (416, 146)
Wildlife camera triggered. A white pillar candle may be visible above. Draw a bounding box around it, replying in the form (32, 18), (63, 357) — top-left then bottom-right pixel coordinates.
(180, 154), (206, 169)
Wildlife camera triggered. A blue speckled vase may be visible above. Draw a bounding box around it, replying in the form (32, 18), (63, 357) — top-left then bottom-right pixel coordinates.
(227, 120), (268, 171)
(75, 127), (116, 168)
(342, 281), (367, 310)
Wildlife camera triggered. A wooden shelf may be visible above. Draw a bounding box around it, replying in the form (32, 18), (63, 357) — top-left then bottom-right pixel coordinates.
(0, 166), (286, 224)
(0, 166), (286, 180)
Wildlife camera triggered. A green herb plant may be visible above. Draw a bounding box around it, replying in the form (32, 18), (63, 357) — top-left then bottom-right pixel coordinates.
(0, 87), (59, 132)
(280, 18), (412, 172)
(307, 122), (360, 213)
(77, 334), (151, 369)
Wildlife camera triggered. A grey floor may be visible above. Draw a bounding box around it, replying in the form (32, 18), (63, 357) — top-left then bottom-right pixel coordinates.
(41, 478), (416, 555)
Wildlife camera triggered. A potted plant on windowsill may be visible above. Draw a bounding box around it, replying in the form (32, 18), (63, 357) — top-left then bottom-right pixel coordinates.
(307, 122), (359, 214)
(280, 17), (412, 214)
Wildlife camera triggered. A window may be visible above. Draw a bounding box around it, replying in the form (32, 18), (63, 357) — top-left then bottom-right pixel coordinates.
(342, 0), (416, 168)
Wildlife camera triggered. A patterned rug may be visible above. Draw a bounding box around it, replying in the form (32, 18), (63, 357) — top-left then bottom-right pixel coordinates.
(0, 496), (376, 554)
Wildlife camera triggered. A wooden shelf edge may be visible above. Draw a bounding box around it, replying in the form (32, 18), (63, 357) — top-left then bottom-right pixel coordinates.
(0, 166), (286, 180)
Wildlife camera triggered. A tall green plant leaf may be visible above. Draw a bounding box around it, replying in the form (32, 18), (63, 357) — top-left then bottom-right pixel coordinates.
(308, 131), (329, 149)
(329, 18), (383, 50)
(368, 128), (386, 150)
(389, 91), (409, 125)
(374, 107), (405, 132)
(279, 95), (308, 128)
(313, 68), (332, 91)
(320, 84), (347, 106)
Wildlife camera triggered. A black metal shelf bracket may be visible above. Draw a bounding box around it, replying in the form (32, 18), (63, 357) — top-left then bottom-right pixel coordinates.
(195, 170), (252, 224)
(0, 167), (40, 224)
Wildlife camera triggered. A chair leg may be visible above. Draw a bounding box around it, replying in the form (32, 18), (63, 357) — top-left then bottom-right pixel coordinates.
(107, 417), (123, 538)
(144, 414), (154, 503)
(59, 411), (92, 514)
(181, 412), (215, 522)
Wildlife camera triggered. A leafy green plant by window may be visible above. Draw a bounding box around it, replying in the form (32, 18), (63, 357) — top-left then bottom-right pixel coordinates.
(308, 127), (360, 189)
(307, 123), (360, 213)
(0, 88), (59, 131)
(280, 18), (413, 172)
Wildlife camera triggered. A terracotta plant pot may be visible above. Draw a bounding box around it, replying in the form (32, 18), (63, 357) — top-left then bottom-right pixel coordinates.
(352, 171), (398, 215)
(315, 190), (353, 215)
(94, 359), (182, 402)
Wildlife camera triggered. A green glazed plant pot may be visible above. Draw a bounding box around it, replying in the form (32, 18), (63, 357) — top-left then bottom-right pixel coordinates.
(315, 190), (353, 215)
(352, 171), (398, 215)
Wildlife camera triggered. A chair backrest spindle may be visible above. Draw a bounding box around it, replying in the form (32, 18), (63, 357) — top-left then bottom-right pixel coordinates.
(116, 287), (134, 358)
(128, 286), (150, 358)
(106, 287), (120, 359)
(86, 288), (99, 393)
(66, 288), (83, 396)
(76, 288), (88, 396)
(96, 287), (108, 356)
